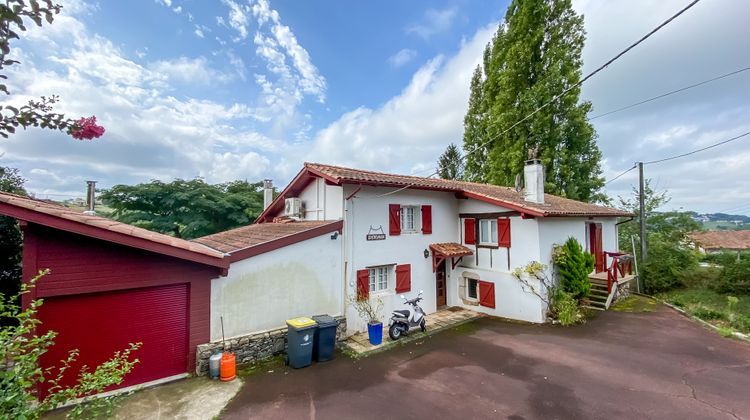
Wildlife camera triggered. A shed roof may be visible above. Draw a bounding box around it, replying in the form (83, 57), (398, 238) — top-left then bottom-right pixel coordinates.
(689, 230), (750, 251)
(258, 163), (631, 222)
(0, 192), (227, 268)
(193, 219), (343, 262)
(429, 242), (474, 258)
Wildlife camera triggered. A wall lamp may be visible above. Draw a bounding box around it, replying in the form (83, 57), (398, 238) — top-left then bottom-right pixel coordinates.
(330, 231), (339, 240)
(423, 249), (430, 258)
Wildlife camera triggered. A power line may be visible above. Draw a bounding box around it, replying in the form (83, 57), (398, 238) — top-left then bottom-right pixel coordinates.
(589, 66), (750, 120)
(462, 0), (702, 162)
(643, 131), (750, 165)
(605, 164), (637, 185)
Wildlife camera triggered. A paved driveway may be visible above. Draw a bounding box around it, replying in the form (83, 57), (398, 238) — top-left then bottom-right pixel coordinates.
(222, 301), (750, 419)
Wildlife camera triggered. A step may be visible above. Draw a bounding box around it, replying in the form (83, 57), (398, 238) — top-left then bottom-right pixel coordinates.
(582, 305), (605, 311)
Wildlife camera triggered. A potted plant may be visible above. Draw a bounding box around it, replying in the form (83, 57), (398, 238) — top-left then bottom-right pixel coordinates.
(349, 295), (384, 345)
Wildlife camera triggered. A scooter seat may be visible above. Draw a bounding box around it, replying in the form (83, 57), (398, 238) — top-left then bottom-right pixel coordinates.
(393, 309), (410, 317)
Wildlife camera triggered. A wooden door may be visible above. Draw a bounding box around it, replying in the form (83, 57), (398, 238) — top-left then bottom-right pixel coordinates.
(436, 261), (447, 307)
(589, 223), (604, 272)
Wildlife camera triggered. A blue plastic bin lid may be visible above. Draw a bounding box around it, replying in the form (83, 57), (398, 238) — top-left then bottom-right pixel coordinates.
(311, 314), (338, 328)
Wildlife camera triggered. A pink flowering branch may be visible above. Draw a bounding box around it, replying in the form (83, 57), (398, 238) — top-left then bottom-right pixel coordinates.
(68, 116), (105, 140)
(0, 96), (105, 140)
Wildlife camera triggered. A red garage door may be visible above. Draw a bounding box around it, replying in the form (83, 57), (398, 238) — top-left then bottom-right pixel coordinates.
(37, 284), (188, 397)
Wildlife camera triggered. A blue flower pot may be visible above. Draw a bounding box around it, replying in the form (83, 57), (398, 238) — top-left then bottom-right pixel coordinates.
(367, 322), (383, 345)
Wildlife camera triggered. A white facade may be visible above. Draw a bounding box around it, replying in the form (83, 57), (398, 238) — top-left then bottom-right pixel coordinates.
(209, 232), (343, 341)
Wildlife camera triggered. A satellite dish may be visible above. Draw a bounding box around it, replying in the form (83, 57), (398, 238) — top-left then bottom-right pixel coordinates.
(514, 173), (522, 192)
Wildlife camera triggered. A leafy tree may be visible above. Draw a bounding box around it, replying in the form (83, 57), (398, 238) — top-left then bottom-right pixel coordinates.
(553, 237), (594, 300)
(101, 179), (266, 239)
(0, 1), (104, 139)
(462, 0), (603, 202)
(1, 271), (141, 419)
(437, 143), (464, 180)
(0, 166), (26, 301)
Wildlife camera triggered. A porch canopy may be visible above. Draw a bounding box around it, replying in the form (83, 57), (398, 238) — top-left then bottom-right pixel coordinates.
(429, 242), (473, 272)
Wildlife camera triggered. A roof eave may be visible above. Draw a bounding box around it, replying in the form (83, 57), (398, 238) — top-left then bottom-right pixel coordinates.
(228, 220), (344, 262)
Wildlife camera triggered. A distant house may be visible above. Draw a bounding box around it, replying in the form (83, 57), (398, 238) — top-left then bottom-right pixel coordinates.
(689, 230), (750, 253)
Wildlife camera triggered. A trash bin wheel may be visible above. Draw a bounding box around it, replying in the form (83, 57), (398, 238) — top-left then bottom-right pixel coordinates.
(284, 355), (290, 366)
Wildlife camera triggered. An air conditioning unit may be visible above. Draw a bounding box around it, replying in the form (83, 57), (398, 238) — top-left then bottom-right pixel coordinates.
(284, 197), (303, 218)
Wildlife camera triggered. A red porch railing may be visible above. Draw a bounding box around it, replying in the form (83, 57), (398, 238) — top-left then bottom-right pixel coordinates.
(603, 252), (634, 293)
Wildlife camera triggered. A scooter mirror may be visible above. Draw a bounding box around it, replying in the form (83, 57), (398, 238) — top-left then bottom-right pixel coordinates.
(419, 290), (424, 295)
(400, 295), (406, 299)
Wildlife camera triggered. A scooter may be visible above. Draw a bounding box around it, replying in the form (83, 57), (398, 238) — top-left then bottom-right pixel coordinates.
(388, 290), (426, 340)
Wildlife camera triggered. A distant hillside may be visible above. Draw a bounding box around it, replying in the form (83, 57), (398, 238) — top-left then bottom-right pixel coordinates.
(691, 212), (750, 230)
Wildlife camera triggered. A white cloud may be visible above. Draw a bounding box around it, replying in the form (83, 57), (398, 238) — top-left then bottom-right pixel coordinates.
(149, 56), (233, 85)
(388, 48), (417, 68)
(222, 0), (250, 41)
(406, 7), (458, 39)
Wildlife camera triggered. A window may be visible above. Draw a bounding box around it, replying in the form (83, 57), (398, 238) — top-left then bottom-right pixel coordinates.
(479, 219), (498, 245)
(467, 278), (478, 300)
(369, 266), (390, 293)
(400, 206), (420, 233)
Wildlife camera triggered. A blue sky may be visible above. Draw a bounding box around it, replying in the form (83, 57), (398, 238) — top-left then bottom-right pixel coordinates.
(1, 0), (749, 214)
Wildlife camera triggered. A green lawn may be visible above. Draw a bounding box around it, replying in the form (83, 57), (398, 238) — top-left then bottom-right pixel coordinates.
(658, 288), (750, 334)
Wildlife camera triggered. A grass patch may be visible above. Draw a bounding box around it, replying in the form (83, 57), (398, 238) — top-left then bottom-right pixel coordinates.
(658, 288), (750, 334)
(611, 295), (657, 313)
(236, 354), (286, 378)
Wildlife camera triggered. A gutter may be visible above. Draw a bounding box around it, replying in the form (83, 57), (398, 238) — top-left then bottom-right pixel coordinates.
(616, 216), (635, 226)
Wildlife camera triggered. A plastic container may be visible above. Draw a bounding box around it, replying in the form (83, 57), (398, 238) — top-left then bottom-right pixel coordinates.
(208, 351), (223, 380)
(367, 322), (383, 345)
(311, 314), (339, 362)
(286, 317), (317, 369)
(220, 352), (236, 381)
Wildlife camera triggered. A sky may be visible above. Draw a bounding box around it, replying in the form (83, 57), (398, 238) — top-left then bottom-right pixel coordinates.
(0, 0), (748, 215)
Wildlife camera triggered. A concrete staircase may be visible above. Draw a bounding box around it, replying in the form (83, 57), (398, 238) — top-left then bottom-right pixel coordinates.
(585, 275), (610, 311)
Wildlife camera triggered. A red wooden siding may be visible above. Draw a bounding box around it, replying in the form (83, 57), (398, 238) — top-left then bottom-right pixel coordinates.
(388, 204), (401, 236)
(395, 264), (411, 293)
(421, 205), (432, 234)
(464, 218), (476, 245)
(478, 280), (495, 308)
(356, 269), (369, 299)
(37, 284), (188, 398)
(498, 218), (511, 248)
(21, 224), (219, 384)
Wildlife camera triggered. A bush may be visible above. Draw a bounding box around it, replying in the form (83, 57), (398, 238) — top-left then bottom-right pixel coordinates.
(678, 266), (721, 289)
(692, 307), (726, 321)
(716, 259), (750, 294)
(642, 237), (699, 294)
(730, 315), (750, 333)
(553, 237), (594, 300)
(551, 288), (582, 326)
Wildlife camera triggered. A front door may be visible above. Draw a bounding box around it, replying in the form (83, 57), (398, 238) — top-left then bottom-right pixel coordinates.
(436, 260), (447, 307)
(589, 223), (604, 272)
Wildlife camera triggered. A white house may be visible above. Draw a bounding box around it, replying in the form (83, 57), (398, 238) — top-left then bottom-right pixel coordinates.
(243, 161), (631, 335)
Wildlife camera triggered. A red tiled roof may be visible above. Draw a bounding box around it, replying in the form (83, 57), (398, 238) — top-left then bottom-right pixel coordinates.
(302, 163), (631, 217)
(689, 230), (750, 251)
(193, 220), (342, 255)
(430, 242), (473, 257)
(0, 192), (226, 266)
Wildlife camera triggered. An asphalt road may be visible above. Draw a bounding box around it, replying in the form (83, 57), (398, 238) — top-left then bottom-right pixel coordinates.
(222, 301), (750, 419)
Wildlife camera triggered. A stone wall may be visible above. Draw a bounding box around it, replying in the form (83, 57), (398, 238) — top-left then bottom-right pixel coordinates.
(196, 316), (347, 375)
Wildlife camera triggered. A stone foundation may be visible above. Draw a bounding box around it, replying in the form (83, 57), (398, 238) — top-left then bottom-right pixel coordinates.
(612, 280), (632, 304)
(195, 316), (347, 375)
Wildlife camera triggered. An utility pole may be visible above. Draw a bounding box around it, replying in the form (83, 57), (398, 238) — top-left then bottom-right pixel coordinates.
(638, 162), (647, 292)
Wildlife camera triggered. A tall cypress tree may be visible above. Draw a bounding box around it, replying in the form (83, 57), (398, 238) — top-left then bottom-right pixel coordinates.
(462, 0), (604, 202)
(437, 143), (464, 180)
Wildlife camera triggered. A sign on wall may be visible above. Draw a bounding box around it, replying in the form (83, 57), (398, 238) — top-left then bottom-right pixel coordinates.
(366, 225), (386, 241)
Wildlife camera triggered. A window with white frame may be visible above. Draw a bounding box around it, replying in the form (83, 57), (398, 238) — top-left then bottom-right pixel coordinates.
(369, 266), (390, 293)
(400, 205), (420, 233)
(479, 219), (498, 245)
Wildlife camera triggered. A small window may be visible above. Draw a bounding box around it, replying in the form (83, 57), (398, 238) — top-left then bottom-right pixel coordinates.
(400, 205), (420, 233)
(479, 219), (498, 245)
(467, 278), (478, 300)
(369, 266), (390, 292)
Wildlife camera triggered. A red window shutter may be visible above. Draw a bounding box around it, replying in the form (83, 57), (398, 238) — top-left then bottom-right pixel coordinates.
(356, 269), (369, 300)
(421, 205), (432, 234)
(478, 280), (495, 308)
(395, 264), (411, 293)
(389, 204), (401, 236)
(464, 218), (476, 245)
(498, 218), (511, 248)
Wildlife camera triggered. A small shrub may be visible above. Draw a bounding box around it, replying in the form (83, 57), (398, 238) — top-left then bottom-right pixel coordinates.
(730, 315), (750, 333)
(679, 266), (721, 289)
(551, 289), (582, 326)
(642, 238), (699, 294)
(692, 307), (726, 321)
(553, 237), (594, 300)
(716, 259), (750, 295)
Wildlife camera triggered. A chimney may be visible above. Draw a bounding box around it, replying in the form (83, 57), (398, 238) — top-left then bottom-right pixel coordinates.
(263, 179), (273, 209)
(84, 180), (97, 215)
(523, 159), (544, 204)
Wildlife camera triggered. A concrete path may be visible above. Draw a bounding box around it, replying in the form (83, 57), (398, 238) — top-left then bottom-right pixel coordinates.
(222, 300), (750, 419)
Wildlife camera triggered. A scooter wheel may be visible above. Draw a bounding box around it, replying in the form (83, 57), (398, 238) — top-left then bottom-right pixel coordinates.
(389, 323), (403, 340)
(420, 320), (426, 332)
